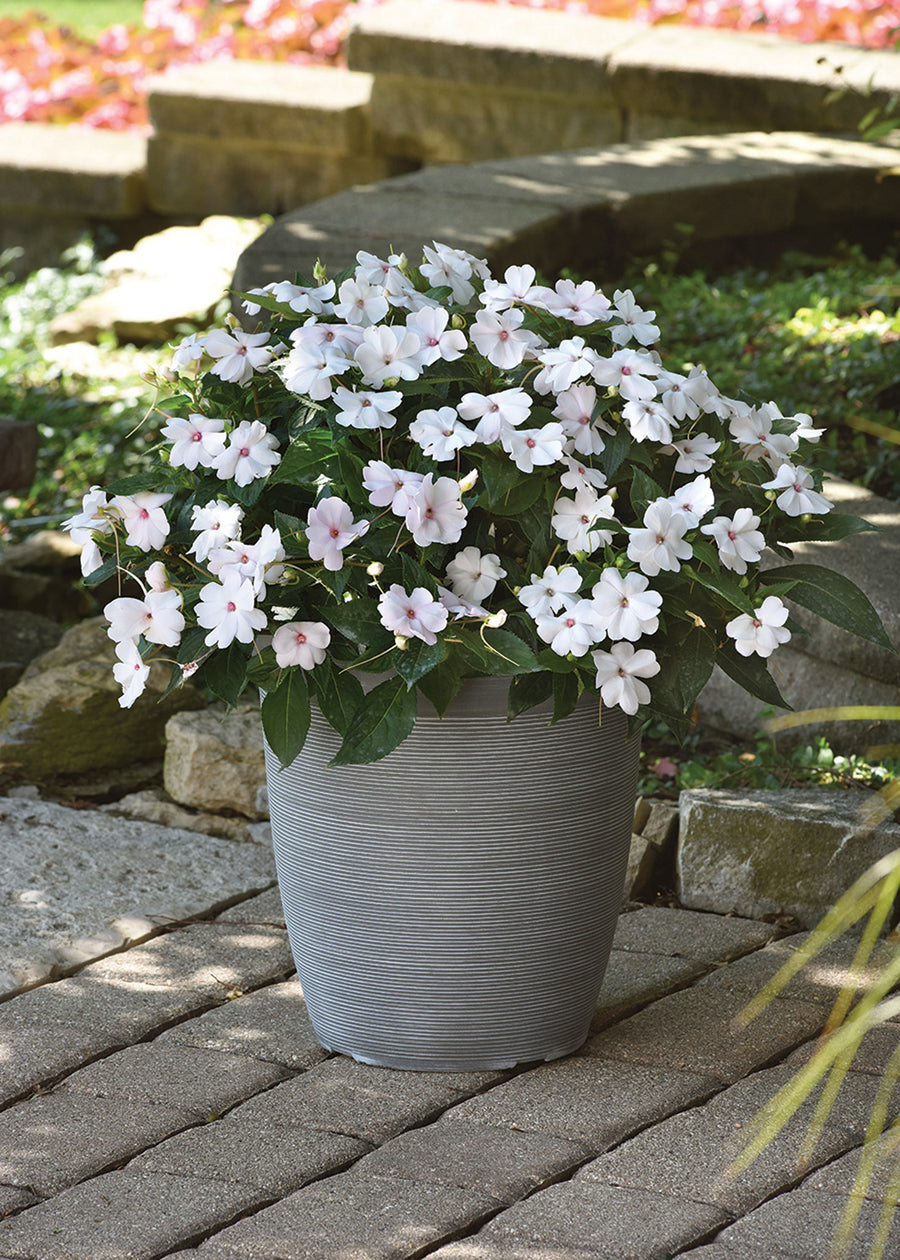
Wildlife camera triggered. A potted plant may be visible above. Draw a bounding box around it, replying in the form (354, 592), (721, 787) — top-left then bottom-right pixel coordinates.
(64, 242), (891, 1069)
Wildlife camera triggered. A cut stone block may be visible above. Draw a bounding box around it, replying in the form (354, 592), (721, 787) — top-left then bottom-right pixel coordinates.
(163, 704), (267, 819)
(677, 788), (900, 928)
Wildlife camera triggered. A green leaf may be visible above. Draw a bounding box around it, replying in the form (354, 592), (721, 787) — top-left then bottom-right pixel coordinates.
(653, 626), (717, 720)
(629, 468), (666, 514)
(311, 660), (365, 737)
(416, 656), (465, 716)
(271, 436), (337, 487)
(246, 645), (281, 692)
(177, 626), (209, 666)
(326, 598), (390, 647)
(686, 566), (757, 617)
(394, 637), (447, 687)
(507, 671), (553, 719)
(330, 676), (417, 765)
(552, 669), (582, 724)
(761, 564), (894, 650)
(400, 551), (439, 597)
(537, 647), (578, 674)
(599, 425), (631, 481)
(777, 513), (878, 544)
(261, 671), (311, 767)
(102, 471), (178, 496)
(83, 555), (118, 587)
(457, 626), (540, 676)
(717, 642), (791, 711)
(201, 642), (251, 707)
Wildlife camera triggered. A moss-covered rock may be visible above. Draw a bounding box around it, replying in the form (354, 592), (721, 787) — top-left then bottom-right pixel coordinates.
(0, 617), (205, 780)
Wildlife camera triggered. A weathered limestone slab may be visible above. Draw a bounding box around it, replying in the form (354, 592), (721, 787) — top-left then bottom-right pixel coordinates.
(677, 788), (900, 928)
(0, 123), (146, 217)
(146, 61), (407, 218)
(0, 795), (275, 995)
(0, 618), (205, 779)
(49, 215), (264, 345)
(164, 705), (267, 820)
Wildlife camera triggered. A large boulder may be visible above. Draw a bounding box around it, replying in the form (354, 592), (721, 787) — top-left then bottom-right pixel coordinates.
(0, 609), (63, 701)
(0, 618), (205, 781)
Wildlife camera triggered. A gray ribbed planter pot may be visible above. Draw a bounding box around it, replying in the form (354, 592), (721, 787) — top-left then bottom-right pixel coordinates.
(264, 676), (640, 1071)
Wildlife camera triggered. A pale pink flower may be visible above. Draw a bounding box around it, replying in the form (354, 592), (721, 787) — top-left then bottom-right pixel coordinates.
(536, 600), (603, 658)
(104, 588), (184, 648)
(420, 242), (488, 305)
(213, 421), (281, 487)
(590, 569), (662, 642)
(196, 573), (267, 649)
(626, 500), (693, 576)
(623, 398), (676, 444)
(113, 492), (172, 551)
(553, 383), (610, 457)
(306, 497), (367, 571)
(470, 308), (542, 370)
(189, 500), (244, 562)
(112, 639), (150, 709)
(404, 475), (468, 547)
(410, 407), (477, 461)
(592, 349), (658, 403)
(668, 474), (714, 528)
(406, 307), (467, 366)
(701, 508), (766, 575)
(362, 461), (424, 516)
(608, 290), (660, 347)
(518, 564), (582, 620)
(726, 596), (792, 658)
(272, 621), (331, 670)
(333, 386), (403, 430)
(534, 337), (597, 394)
(445, 547), (506, 603)
(334, 276), (389, 326)
(354, 325), (423, 386)
(457, 388), (532, 443)
(204, 327), (273, 385)
(591, 642), (660, 715)
(378, 584), (449, 645)
(162, 412), (226, 471)
(479, 263), (543, 311)
(552, 490), (616, 556)
(762, 463), (833, 516)
(502, 422), (566, 473)
(538, 277), (611, 325)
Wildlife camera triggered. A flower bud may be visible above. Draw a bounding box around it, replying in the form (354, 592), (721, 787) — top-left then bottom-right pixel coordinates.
(458, 469), (479, 493)
(367, 561), (384, 577)
(313, 259), (328, 284)
(451, 313), (466, 330)
(394, 634), (410, 651)
(485, 610), (507, 629)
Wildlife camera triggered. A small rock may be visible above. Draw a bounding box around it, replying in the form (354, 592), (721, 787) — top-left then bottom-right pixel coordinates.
(164, 705), (267, 820)
(0, 418), (39, 490)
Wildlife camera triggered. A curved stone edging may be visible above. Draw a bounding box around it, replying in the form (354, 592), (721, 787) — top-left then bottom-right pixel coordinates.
(234, 130), (899, 292)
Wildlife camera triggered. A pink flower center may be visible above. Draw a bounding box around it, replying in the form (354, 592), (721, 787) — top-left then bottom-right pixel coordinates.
(227, 601), (237, 613)
(295, 632), (307, 645)
(526, 438), (536, 449)
(329, 527), (340, 538)
(498, 330), (509, 341)
(239, 447), (250, 458)
(728, 530), (737, 541)
(139, 509), (149, 520)
(191, 432), (202, 442)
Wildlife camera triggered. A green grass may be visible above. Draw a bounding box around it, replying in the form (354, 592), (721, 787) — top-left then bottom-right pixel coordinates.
(0, 1), (144, 37)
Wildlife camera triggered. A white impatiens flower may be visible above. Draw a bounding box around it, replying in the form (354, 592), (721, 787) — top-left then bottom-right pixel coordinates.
(552, 383), (610, 457)
(518, 564), (583, 620)
(666, 433), (720, 474)
(282, 338), (354, 400)
(726, 596), (792, 658)
(668, 474), (715, 528)
(626, 500), (693, 577)
(204, 327), (274, 385)
(535, 599), (602, 658)
(608, 290), (660, 347)
(104, 587), (184, 648)
(538, 277), (611, 325)
(306, 497), (367, 571)
(591, 642), (660, 715)
(170, 331), (207, 371)
(272, 621), (331, 670)
(701, 508), (766, 575)
(623, 398), (676, 445)
(63, 486), (114, 576)
(589, 568), (662, 642)
(457, 388), (532, 443)
(762, 463), (833, 516)
(501, 422), (566, 473)
(470, 307), (542, 370)
(208, 525), (285, 596)
(409, 407), (477, 461)
(196, 572), (267, 649)
(112, 639), (150, 709)
(378, 584), (449, 645)
(362, 461), (424, 516)
(113, 492), (172, 551)
(354, 324), (423, 387)
(334, 276), (389, 326)
(533, 337), (597, 395)
(592, 349), (659, 403)
(655, 368), (710, 422)
(333, 386), (403, 430)
(445, 547), (506, 603)
(559, 454), (609, 495)
(161, 413), (226, 471)
(406, 306), (467, 366)
(552, 489), (616, 556)
(729, 403), (798, 467)
(405, 475), (468, 547)
(189, 500), (244, 562)
(419, 242), (487, 305)
(479, 263), (543, 312)
(213, 420), (281, 487)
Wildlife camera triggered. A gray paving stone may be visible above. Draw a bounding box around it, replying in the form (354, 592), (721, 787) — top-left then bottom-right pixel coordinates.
(806, 1130), (900, 1200)
(0, 1093), (191, 1196)
(129, 1118), (370, 1194)
(695, 944), (883, 1008)
(0, 1169), (262, 1260)
(717, 1183), (900, 1258)
(786, 1019), (900, 1076)
(155, 979), (327, 1070)
(354, 1121), (592, 1204)
(429, 1241), (611, 1260)
(592, 948), (705, 1029)
(0, 1186), (38, 1215)
(195, 1169), (498, 1259)
(440, 1056), (718, 1150)
(576, 1063), (886, 1215)
(214, 885), (286, 925)
(55, 1042), (290, 1120)
(231, 1056), (501, 1144)
(584, 985), (826, 1084)
(611, 906), (778, 961)
(458, 1181), (728, 1259)
(83, 919), (295, 997)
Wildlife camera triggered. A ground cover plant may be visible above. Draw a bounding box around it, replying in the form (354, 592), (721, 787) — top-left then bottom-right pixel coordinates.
(1, 0), (896, 129)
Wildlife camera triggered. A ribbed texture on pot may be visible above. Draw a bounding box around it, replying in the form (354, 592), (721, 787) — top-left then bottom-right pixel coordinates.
(265, 678), (640, 1071)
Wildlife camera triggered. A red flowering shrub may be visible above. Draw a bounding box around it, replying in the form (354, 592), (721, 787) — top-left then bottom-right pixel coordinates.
(1, 0), (897, 131)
